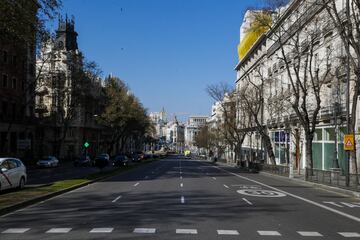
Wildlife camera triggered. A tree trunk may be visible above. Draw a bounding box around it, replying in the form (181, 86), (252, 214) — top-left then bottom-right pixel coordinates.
(305, 136), (313, 176)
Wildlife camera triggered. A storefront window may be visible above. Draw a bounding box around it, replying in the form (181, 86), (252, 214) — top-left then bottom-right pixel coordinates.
(324, 128), (335, 141)
(314, 129), (322, 141)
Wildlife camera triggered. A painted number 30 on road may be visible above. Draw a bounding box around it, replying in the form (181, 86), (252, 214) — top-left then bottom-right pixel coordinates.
(237, 189), (287, 198)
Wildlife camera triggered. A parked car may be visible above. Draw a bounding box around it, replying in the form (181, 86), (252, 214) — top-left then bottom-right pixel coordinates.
(130, 152), (142, 162)
(74, 155), (92, 167)
(112, 155), (129, 167)
(94, 153), (110, 169)
(0, 158), (27, 191)
(36, 156), (59, 168)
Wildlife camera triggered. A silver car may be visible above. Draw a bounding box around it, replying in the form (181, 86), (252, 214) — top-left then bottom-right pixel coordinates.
(0, 158), (27, 190)
(37, 156), (59, 168)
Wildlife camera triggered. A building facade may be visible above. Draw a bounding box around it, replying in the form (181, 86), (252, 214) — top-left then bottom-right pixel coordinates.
(235, 0), (360, 174)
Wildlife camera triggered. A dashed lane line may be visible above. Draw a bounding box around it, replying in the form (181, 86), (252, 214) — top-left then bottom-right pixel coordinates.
(133, 182), (139, 187)
(338, 232), (360, 237)
(217, 230), (239, 235)
(242, 198), (253, 205)
(180, 183), (183, 188)
(176, 229), (198, 234)
(2, 228), (30, 234)
(214, 165), (360, 223)
(133, 228), (156, 234)
(112, 195), (122, 203)
(181, 196), (185, 204)
(46, 228), (72, 233)
(297, 231), (323, 237)
(258, 231), (282, 236)
(212, 177), (217, 180)
(223, 184), (229, 189)
(90, 228), (113, 233)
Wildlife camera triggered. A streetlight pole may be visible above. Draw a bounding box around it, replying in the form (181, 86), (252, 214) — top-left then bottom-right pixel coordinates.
(345, 0), (351, 187)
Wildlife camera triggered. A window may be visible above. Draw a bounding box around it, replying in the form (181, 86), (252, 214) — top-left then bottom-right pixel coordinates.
(2, 74), (8, 88)
(324, 128), (335, 141)
(3, 50), (7, 63)
(12, 78), (16, 89)
(12, 56), (17, 66)
(2, 101), (8, 116)
(7, 159), (17, 169)
(12, 103), (16, 119)
(0, 160), (9, 170)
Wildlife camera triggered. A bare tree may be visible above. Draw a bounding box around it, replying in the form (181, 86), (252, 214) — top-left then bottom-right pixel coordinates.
(319, 0), (360, 176)
(252, 0), (335, 172)
(206, 83), (251, 164)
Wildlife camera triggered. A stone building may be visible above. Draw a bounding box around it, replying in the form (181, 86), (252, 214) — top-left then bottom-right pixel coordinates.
(185, 116), (208, 151)
(235, 0), (360, 174)
(35, 16), (103, 159)
(0, 2), (37, 160)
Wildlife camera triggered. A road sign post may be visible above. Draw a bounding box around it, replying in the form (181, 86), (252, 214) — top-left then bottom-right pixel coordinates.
(344, 134), (355, 151)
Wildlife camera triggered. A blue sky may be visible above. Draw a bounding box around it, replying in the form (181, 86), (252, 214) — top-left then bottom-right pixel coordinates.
(57, 0), (261, 120)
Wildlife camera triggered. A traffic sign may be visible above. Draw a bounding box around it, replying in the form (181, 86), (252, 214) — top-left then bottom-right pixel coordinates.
(84, 142), (90, 148)
(344, 134), (355, 151)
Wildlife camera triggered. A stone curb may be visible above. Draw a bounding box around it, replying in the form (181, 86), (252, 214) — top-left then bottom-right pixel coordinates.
(0, 159), (158, 217)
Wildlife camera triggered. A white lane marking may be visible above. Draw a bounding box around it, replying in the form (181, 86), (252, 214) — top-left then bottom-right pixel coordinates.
(180, 183), (183, 188)
(242, 198), (253, 205)
(258, 231), (281, 236)
(341, 202), (360, 208)
(2, 228), (30, 233)
(180, 176), (183, 179)
(181, 196), (185, 204)
(338, 232), (360, 237)
(223, 184), (229, 189)
(323, 201), (343, 207)
(46, 228), (72, 233)
(214, 166), (360, 223)
(212, 177), (217, 180)
(176, 229), (197, 234)
(90, 228), (113, 233)
(134, 182), (139, 187)
(297, 231), (323, 237)
(217, 230), (239, 235)
(112, 195), (122, 203)
(133, 228), (156, 234)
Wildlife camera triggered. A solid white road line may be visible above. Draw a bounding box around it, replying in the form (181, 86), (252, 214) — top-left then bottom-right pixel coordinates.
(242, 198), (253, 205)
(176, 229), (198, 234)
(180, 183), (183, 187)
(2, 228), (30, 233)
(181, 196), (185, 204)
(223, 184), (229, 189)
(258, 231), (281, 236)
(90, 228), (113, 233)
(338, 232), (360, 237)
(133, 228), (156, 234)
(214, 166), (360, 223)
(46, 228), (72, 233)
(297, 231), (323, 237)
(217, 230), (239, 235)
(212, 177), (217, 180)
(112, 195), (122, 203)
(134, 182), (139, 187)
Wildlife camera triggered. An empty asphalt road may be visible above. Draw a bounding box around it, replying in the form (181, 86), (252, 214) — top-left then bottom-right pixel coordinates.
(0, 155), (359, 239)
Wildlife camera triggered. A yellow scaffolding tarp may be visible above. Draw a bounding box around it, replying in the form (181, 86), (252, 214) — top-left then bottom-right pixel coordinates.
(237, 13), (271, 61)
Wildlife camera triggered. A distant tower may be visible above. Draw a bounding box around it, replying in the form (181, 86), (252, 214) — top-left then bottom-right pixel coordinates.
(55, 15), (78, 51)
(160, 107), (166, 121)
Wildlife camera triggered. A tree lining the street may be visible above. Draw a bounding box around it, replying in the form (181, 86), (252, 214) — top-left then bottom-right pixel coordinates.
(251, 0), (336, 171)
(98, 75), (152, 154)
